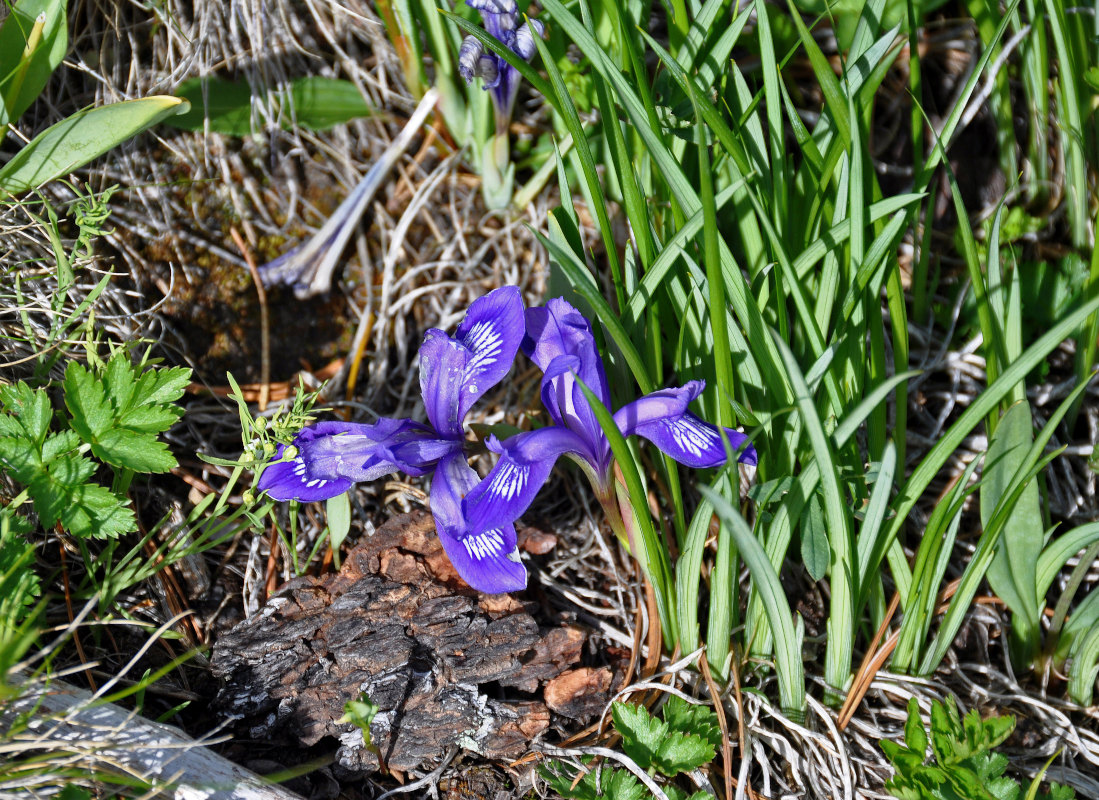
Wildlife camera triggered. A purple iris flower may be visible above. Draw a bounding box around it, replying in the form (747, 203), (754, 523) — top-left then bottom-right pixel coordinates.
(258, 286), (529, 594)
(458, 0), (544, 130)
(460, 298), (758, 539)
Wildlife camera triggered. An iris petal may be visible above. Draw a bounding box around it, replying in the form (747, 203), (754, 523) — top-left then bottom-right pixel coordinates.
(454, 285), (524, 421)
(463, 426), (591, 534)
(299, 418), (449, 481)
(430, 451), (526, 593)
(419, 329), (471, 438)
(614, 380), (756, 467)
(633, 412), (757, 468)
(524, 298), (611, 409)
(258, 445), (353, 502)
(613, 381), (703, 436)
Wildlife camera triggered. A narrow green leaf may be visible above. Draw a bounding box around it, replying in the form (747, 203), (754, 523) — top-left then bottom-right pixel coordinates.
(700, 483), (805, 715)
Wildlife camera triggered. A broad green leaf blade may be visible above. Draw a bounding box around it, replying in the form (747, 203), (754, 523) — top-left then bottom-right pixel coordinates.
(0, 0), (68, 128)
(168, 77), (254, 134)
(289, 76), (373, 131)
(980, 401), (1043, 665)
(0, 96), (189, 195)
(326, 491), (352, 554)
(800, 493), (828, 582)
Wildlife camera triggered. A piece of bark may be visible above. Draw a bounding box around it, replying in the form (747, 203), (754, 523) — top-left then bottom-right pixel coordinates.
(211, 511), (586, 776)
(544, 667), (614, 720)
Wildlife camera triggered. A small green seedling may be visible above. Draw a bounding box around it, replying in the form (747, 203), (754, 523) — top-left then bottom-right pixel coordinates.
(882, 697), (1076, 800)
(340, 693), (386, 774)
(541, 696), (721, 800)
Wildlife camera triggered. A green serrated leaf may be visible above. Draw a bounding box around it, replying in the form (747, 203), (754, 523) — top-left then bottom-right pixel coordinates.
(0, 436), (44, 484)
(904, 697), (928, 755)
(26, 450), (133, 538)
(663, 785), (715, 800)
(64, 360), (113, 441)
(115, 404), (183, 434)
(611, 702), (668, 772)
(0, 382), (51, 443)
(129, 364), (191, 412)
(929, 697), (964, 767)
(41, 430), (80, 463)
(1041, 783), (1077, 800)
(103, 353), (137, 411)
(661, 696), (722, 750)
(93, 428), (177, 473)
(64, 355), (189, 473)
(654, 729), (715, 776)
(58, 481), (135, 539)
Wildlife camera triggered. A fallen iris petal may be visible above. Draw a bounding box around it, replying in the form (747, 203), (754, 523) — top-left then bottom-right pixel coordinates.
(254, 89), (437, 298)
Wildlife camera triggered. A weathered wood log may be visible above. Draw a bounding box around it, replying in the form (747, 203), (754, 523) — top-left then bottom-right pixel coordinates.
(211, 511), (597, 776)
(4, 678), (305, 800)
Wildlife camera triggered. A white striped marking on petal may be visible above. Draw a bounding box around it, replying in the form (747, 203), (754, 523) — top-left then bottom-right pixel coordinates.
(461, 528), (506, 561)
(490, 461), (527, 502)
(462, 320), (504, 379)
(666, 418), (717, 459)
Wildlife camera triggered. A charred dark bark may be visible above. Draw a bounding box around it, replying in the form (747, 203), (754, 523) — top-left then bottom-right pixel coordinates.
(211, 511), (600, 776)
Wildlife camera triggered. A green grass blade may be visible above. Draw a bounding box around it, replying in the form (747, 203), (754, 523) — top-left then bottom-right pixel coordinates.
(883, 292), (1099, 583)
(575, 379), (677, 647)
(701, 483), (805, 716)
(772, 333), (855, 696)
